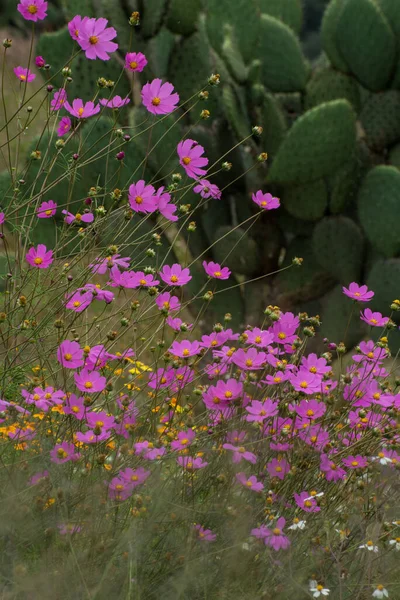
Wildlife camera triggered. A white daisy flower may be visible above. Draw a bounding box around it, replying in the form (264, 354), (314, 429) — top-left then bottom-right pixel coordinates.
(372, 585), (389, 598)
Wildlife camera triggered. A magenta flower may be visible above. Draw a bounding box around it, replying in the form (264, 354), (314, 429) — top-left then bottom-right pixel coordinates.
(252, 517), (290, 551)
(86, 410), (115, 433)
(74, 369), (107, 393)
(352, 340), (388, 364)
(342, 455), (368, 469)
(156, 187), (178, 222)
(294, 491), (321, 513)
(131, 271), (160, 288)
(148, 367), (174, 390)
(128, 180), (157, 213)
(343, 282), (374, 302)
(57, 116), (71, 137)
(65, 290), (93, 312)
(62, 210), (94, 224)
(68, 15), (89, 41)
(252, 190), (280, 210)
(320, 454), (346, 482)
(267, 457), (290, 480)
(294, 399), (326, 420)
(194, 524), (216, 542)
(236, 472), (264, 492)
(99, 95), (130, 109)
(125, 51), (147, 72)
(57, 340), (84, 369)
(17, 0), (47, 22)
(64, 99), (100, 119)
(223, 443), (257, 464)
(299, 425), (330, 450)
(90, 254), (130, 275)
(51, 89), (67, 111)
(119, 467), (150, 487)
(244, 327), (274, 348)
(78, 17), (118, 61)
(177, 139), (208, 179)
(63, 394), (86, 420)
(171, 429), (196, 451)
(160, 264), (192, 286)
(271, 312), (299, 344)
(35, 55), (45, 68)
(202, 260), (231, 280)
(13, 67), (35, 83)
(29, 470), (49, 485)
(0, 213), (4, 226)
(300, 353), (331, 376)
(155, 292), (181, 313)
(169, 339), (201, 358)
(177, 456), (208, 470)
(289, 370), (322, 395)
(141, 78), (179, 115)
(26, 244), (53, 269)
(246, 399), (278, 422)
(193, 179), (221, 199)
(360, 308), (389, 327)
(37, 200), (57, 218)
(50, 442), (80, 464)
(232, 348), (267, 370)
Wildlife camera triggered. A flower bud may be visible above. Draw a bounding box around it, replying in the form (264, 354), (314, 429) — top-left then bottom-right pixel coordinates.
(203, 291), (214, 302)
(129, 11), (140, 26)
(292, 256), (303, 266)
(30, 150), (41, 161)
(221, 161), (232, 171)
(116, 151), (125, 161)
(390, 299), (400, 310)
(208, 73), (220, 86)
(252, 125), (263, 136)
(337, 342), (347, 354)
(187, 221), (196, 232)
(115, 128), (124, 137)
(3, 39), (12, 48)
(55, 139), (65, 149)
(200, 109), (210, 119)
(199, 90), (209, 100)
(172, 173), (182, 183)
(46, 84), (54, 93)
(62, 67), (71, 77)
(257, 152), (268, 162)
(97, 77), (107, 88)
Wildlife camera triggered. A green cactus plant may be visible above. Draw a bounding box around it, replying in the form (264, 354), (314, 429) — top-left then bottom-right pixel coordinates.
(259, 0), (303, 35)
(258, 93), (287, 157)
(281, 179), (328, 222)
(257, 14), (308, 93)
(320, 0), (350, 73)
(360, 91), (400, 151)
(212, 226), (261, 277)
(358, 166), (400, 257)
(312, 216), (364, 284)
(305, 68), (361, 112)
(268, 100), (357, 185)
(166, 0), (202, 36)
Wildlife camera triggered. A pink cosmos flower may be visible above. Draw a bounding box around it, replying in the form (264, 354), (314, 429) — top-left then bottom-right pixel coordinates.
(78, 18), (118, 61)
(135, 442), (166, 461)
(202, 260), (231, 280)
(63, 394), (86, 420)
(294, 491), (321, 513)
(64, 99), (100, 119)
(109, 267), (141, 289)
(68, 16), (89, 41)
(57, 340), (84, 369)
(177, 139), (208, 179)
(65, 290), (93, 312)
(29, 470), (49, 485)
(244, 327), (274, 348)
(160, 264), (192, 286)
(246, 399), (278, 422)
(141, 79), (179, 115)
(74, 369), (107, 393)
(124, 52), (147, 72)
(208, 378), (243, 402)
(17, 0), (47, 22)
(252, 517), (290, 551)
(320, 454), (346, 482)
(263, 370), (289, 386)
(301, 353), (331, 376)
(267, 457), (290, 480)
(236, 472), (264, 492)
(90, 254), (130, 275)
(169, 339), (201, 358)
(289, 370), (322, 395)
(85, 345), (111, 370)
(36, 200), (56, 218)
(223, 443), (257, 464)
(156, 187), (178, 221)
(252, 190), (280, 210)
(130, 271), (160, 288)
(35, 56), (45, 68)
(294, 399), (326, 420)
(171, 429), (195, 451)
(57, 116), (71, 137)
(148, 367), (175, 390)
(50, 442), (80, 464)
(128, 180), (157, 213)
(62, 210), (94, 224)
(99, 95), (130, 109)
(299, 425), (330, 450)
(0, 213), (4, 226)
(232, 348), (267, 370)
(343, 282), (374, 302)
(51, 89), (67, 111)
(342, 455), (368, 469)
(26, 244), (53, 269)
(156, 292), (181, 313)
(86, 410), (115, 433)
(194, 524), (216, 542)
(107, 476), (132, 501)
(119, 467), (150, 487)
(14, 67), (35, 83)
(177, 456), (208, 470)
(271, 312), (299, 344)
(193, 179), (221, 199)
(352, 340), (387, 364)
(360, 309), (389, 327)
(201, 330), (236, 348)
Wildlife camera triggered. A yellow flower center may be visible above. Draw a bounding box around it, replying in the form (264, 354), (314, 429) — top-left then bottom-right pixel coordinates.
(84, 381), (93, 389)
(255, 336), (262, 343)
(272, 528), (281, 535)
(274, 376), (281, 383)
(317, 585), (324, 592)
(73, 301), (81, 308)
(367, 352), (374, 358)
(351, 460), (358, 467)
(95, 421), (104, 428)
(354, 292), (360, 297)
(135, 195), (143, 204)
(225, 391), (233, 399)
(139, 279), (147, 285)
(304, 500), (313, 507)
(300, 381), (308, 389)
(170, 275), (179, 283)
(246, 480), (253, 487)
(89, 36), (99, 45)
(213, 397), (220, 404)
(214, 271), (221, 277)
(130, 61), (138, 69)
(309, 366), (317, 373)
(180, 438), (189, 445)
(28, 4), (38, 14)
(182, 156), (191, 165)
(245, 359), (253, 367)
(57, 448), (68, 458)
(151, 97), (161, 106)
(131, 475), (139, 481)
(370, 318), (377, 324)
(275, 466), (282, 472)
(64, 353), (72, 361)
(33, 257), (43, 265)
(33, 394), (41, 401)
(182, 349), (190, 356)
(306, 409), (314, 417)
(75, 213), (82, 221)
(45, 209), (52, 216)
(278, 332), (286, 340)
(72, 406), (80, 413)
(78, 107), (84, 116)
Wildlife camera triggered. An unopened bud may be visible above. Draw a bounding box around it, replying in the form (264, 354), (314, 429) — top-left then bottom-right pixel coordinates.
(187, 221), (196, 232)
(203, 291), (214, 302)
(62, 67), (71, 77)
(208, 73), (220, 86)
(221, 161), (232, 171)
(199, 90), (209, 100)
(55, 139), (65, 149)
(252, 125), (263, 136)
(3, 39), (12, 48)
(200, 109), (210, 119)
(292, 256), (303, 266)
(337, 342), (347, 354)
(129, 11), (140, 26)
(257, 152), (268, 162)
(30, 150), (41, 161)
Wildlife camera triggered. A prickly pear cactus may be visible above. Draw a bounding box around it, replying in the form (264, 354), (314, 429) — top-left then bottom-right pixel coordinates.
(281, 179), (328, 222)
(259, 0), (303, 34)
(360, 91), (400, 151)
(305, 68), (361, 113)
